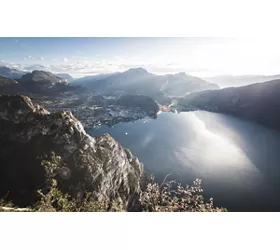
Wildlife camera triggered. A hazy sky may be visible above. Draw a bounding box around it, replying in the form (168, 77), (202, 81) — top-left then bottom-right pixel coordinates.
(1, 37), (280, 77)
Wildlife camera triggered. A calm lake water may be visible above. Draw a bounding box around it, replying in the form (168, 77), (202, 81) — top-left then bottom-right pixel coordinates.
(87, 111), (280, 212)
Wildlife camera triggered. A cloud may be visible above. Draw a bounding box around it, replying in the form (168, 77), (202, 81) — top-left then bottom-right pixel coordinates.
(9, 62), (22, 69)
(24, 61), (182, 76)
(4, 58), (213, 77)
(24, 56), (32, 60)
(24, 56), (44, 60)
(0, 61), (22, 70)
(23, 64), (49, 71)
(70, 56), (87, 60)
(115, 56), (125, 61)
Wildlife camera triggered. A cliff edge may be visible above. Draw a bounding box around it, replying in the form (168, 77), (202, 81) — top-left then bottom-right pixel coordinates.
(0, 95), (143, 210)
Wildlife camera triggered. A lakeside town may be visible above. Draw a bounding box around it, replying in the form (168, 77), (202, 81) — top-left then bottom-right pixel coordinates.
(35, 93), (165, 129)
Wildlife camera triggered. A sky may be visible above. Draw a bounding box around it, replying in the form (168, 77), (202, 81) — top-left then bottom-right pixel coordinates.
(1, 37), (280, 78)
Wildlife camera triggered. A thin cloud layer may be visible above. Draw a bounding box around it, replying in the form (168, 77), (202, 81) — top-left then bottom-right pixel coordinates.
(24, 56), (44, 60)
(2, 38), (280, 77)
(2, 59), (219, 77)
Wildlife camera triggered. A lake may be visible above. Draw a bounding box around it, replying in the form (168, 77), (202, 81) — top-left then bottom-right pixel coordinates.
(87, 111), (280, 212)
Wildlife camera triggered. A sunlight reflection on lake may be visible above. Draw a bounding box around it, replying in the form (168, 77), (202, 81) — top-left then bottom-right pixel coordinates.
(88, 111), (280, 211)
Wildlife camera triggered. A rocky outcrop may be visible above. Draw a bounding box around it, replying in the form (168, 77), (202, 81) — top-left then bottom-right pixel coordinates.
(0, 95), (49, 122)
(0, 95), (144, 210)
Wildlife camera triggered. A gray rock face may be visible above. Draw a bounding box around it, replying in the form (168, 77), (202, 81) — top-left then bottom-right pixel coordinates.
(0, 95), (143, 210)
(0, 95), (49, 122)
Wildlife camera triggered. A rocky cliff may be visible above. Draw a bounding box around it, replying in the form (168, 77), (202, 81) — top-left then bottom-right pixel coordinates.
(0, 95), (144, 210)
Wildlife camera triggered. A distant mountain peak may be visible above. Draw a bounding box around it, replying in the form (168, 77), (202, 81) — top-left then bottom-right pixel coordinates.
(56, 73), (74, 82)
(22, 70), (68, 85)
(0, 66), (27, 80)
(176, 72), (187, 76)
(31, 70), (52, 75)
(126, 67), (149, 74)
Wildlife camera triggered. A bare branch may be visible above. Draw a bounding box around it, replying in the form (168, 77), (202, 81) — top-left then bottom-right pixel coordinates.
(160, 172), (173, 187)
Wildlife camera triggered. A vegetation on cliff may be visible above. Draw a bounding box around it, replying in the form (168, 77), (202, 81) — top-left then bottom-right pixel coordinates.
(0, 152), (226, 212)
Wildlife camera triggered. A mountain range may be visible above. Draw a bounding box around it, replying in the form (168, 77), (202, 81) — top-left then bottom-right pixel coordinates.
(0, 66), (219, 103)
(0, 66), (74, 83)
(0, 70), (82, 96)
(71, 67), (219, 103)
(204, 74), (280, 88)
(177, 79), (280, 129)
(2, 65), (280, 128)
